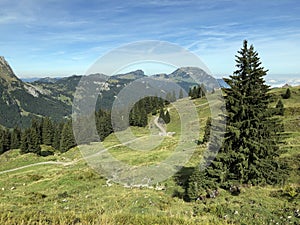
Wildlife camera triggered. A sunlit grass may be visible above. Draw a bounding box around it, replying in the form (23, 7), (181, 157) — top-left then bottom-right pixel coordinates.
(0, 90), (299, 224)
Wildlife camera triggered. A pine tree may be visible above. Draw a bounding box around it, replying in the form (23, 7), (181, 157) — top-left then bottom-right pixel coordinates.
(188, 88), (192, 98)
(187, 168), (214, 201)
(29, 126), (41, 155)
(31, 119), (42, 145)
(192, 86), (197, 99)
(197, 85), (202, 98)
(282, 88), (291, 99)
(60, 120), (76, 153)
(203, 117), (212, 143)
(10, 127), (21, 149)
(96, 109), (113, 140)
(52, 122), (64, 150)
(42, 117), (53, 145)
(206, 40), (287, 186)
(0, 128), (11, 154)
(20, 129), (30, 154)
(189, 85), (204, 99)
(275, 99), (284, 116)
(164, 110), (170, 124)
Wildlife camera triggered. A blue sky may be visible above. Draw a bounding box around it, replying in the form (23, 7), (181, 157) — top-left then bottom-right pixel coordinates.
(0, 0), (300, 85)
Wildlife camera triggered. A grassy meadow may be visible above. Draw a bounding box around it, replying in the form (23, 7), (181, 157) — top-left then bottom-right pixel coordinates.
(0, 87), (299, 224)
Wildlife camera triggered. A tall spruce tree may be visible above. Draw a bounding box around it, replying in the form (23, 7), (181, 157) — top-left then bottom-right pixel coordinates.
(52, 122), (64, 150)
(275, 99), (284, 116)
(0, 128), (10, 154)
(164, 110), (171, 124)
(206, 40), (287, 186)
(29, 125), (41, 155)
(10, 127), (21, 149)
(20, 129), (30, 154)
(60, 120), (76, 153)
(203, 117), (212, 143)
(42, 117), (54, 145)
(187, 169), (209, 201)
(282, 88), (291, 99)
(96, 109), (113, 141)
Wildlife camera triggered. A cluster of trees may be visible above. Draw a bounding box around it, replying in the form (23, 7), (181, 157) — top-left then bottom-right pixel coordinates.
(165, 89), (184, 103)
(129, 94), (179, 127)
(187, 40), (288, 201)
(0, 118), (69, 156)
(129, 96), (165, 127)
(165, 91), (177, 103)
(0, 94), (176, 156)
(0, 108), (115, 156)
(0, 127), (20, 154)
(159, 108), (171, 124)
(188, 84), (206, 99)
(0, 109), (122, 156)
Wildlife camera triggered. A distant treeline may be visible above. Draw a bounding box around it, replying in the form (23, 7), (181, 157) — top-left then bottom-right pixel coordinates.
(0, 93), (179, 156)
(0, 117), (75, 156)
(188, 84), (207, 99)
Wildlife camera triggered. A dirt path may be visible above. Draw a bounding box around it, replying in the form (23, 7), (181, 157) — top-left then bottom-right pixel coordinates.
(153, 116), (167, 135)
(0, 134), (151, 175)
(0, 161), (73, 175)
(0, 116), (172, 176)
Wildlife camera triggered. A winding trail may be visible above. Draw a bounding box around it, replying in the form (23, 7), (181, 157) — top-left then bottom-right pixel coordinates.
(0, 161), (73, 175)
(153, 116), (167, 136)
(0, 117), (167, 176)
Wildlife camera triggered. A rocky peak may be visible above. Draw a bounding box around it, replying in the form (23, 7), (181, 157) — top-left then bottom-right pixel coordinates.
(0, 56), (20, 83)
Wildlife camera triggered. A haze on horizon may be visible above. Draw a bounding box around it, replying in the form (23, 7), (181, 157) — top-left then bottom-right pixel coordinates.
(0, 0), (299, 86)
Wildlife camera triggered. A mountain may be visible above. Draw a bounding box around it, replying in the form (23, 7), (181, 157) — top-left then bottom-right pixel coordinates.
(20, 77), (40, 82)
(21, 77), (61, 83)
(111, 70), (146, 80)
(167, 67), (226, 91)
(31, 70), (147, 111)
(0, 56), (21, 84)
(36, 77), (59, 83)
(217, 78), (230, 88)
(0, 57), (229, 128)
(0, 57), (70, 128)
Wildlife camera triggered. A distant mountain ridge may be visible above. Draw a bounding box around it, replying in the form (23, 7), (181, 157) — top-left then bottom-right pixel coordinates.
(0, 57), (228, 128)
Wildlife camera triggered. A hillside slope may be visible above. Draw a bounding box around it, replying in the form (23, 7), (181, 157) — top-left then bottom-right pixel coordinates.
(0, 89), (299, 224)
(0, 57), (70, 128)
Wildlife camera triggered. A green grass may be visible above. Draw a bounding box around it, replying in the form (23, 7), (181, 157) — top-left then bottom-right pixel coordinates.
(0, 89), (299, 224)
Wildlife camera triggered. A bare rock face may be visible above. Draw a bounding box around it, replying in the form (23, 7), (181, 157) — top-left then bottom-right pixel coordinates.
(0, 56), (21, 86)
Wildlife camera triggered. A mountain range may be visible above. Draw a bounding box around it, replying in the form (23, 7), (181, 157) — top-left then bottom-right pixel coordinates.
(0, 56), (226, 128)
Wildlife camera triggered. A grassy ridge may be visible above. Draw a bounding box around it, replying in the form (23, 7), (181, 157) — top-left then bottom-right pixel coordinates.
(0, 87), (299, 224)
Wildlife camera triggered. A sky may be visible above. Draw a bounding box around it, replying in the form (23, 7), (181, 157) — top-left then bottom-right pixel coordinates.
(0, 0), (300, 86)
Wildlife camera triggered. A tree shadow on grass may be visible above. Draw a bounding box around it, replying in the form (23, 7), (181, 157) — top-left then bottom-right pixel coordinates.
(172, 166), (195, 201)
